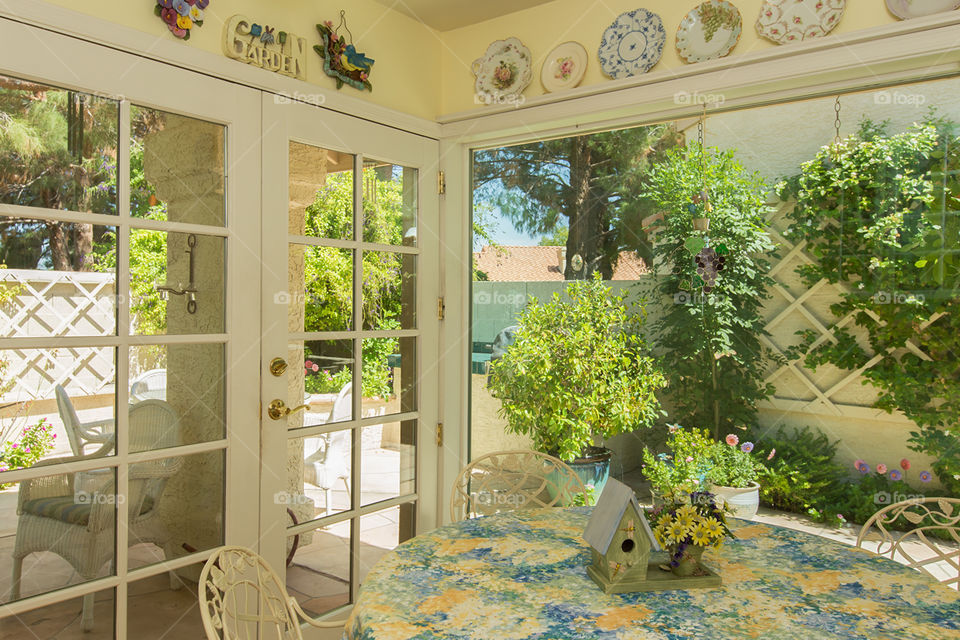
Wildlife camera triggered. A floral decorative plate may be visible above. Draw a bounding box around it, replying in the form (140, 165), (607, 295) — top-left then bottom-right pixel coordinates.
(677, 0), (742, 63)
(756, 0), (845, 44)
(541, 42), (588, 92)
(472, 38), (533, 100)
(598, 8), (666, 79)
(886, 0), (960, 19)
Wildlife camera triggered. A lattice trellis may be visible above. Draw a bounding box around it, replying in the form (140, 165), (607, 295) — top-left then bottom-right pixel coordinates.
(0, 269), (116, 401)
(759, 202), (923, 425)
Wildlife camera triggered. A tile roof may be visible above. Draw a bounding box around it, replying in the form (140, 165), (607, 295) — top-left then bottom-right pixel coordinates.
(473, 245), (648, 282)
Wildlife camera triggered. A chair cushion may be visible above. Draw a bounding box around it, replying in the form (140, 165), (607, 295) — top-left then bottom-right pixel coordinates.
(22, 494), (156, 525)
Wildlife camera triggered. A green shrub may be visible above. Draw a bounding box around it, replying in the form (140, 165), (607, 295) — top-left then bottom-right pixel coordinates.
(753, 426), (848, 513)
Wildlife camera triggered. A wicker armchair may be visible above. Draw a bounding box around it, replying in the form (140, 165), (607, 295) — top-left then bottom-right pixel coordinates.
(55, 384), (114, 456)
(199, 546), (345, 639)
(303, 382), (352, 514)
(10, 399), (183, 631)
(129, 368), (167, 402)
(450, 450), (588, 522)
(856, 497), (960, 588)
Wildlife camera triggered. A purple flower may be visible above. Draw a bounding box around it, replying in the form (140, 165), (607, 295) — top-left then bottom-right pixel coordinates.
(919, 471), (932, 483)
(888, 470), (902, 481)
(856, 462), (870, 474)
(173, 0), (190, 16)
(741, 442), (754, 453)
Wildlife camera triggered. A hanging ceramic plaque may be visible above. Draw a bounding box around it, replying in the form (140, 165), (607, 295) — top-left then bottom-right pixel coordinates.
(598, 8), (666, 79)
(541, 42), (588, 92)
(756, 0), (845, 44)
(886, 0), (960, 19)
(155, 0), (209, 40)
(315, 14), (374, 91)
(677, 1), (742, 63)
(472, 38), (533, 103)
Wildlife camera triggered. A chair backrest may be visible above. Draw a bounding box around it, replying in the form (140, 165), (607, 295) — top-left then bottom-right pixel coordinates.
(127, 400), (182, 519)
(856, 497), (960, 588)
(199, 546), (303, 640)
(130, 368), (167, 401)
(450, 450), (588, 522)
(328, 382), (352, 423)
(55, 384), (85, 456)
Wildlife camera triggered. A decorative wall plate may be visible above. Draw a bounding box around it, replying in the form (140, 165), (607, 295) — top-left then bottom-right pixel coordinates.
(598, 8), (666, 79)
(756, 0), (845, 44)
(886, 0), (960, 19)
(472, 38), (533, 100)
(541, 42), (588, 92)
(677, 0), (742, 63)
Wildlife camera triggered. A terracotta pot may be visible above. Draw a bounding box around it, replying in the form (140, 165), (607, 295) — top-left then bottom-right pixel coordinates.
(670, 544), (705, 577)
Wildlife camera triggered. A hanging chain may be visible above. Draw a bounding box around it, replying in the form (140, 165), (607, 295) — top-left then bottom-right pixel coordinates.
(834, 96), (842, 144)
(698, 103), (706, 177)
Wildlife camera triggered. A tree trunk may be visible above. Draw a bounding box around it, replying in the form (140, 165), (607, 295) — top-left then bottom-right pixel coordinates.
(48, 222), (70, 271)
(565, 137), (614, 280)
(73, 223), (93, 271)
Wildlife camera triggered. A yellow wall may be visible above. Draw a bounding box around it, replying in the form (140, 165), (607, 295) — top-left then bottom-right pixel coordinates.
(440, 0), (913, 115)
(40, 0), (442, 120)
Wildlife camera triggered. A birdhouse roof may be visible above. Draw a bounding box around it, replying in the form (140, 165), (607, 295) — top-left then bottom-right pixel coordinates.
(583, 479), (660, 554)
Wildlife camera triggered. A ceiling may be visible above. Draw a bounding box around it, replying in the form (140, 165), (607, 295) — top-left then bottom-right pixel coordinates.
(371, 0), (556, 31)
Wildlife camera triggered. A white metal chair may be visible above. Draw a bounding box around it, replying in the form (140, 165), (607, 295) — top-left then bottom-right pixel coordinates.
(450, 450), (588, 522)
(199, 546), (345, 639)
(856, 497), (960, 588)
(130, 368), (167, 402)
(55, 384), (113, 456)
(303, 383), (352, 514)
(10, 399), (183, 631)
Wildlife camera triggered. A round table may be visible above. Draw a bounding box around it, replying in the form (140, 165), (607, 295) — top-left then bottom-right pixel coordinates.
(347, 507), (960, 639)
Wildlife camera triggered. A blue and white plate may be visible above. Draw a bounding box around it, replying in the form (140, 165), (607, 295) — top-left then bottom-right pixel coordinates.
(598, 8), (666, 79)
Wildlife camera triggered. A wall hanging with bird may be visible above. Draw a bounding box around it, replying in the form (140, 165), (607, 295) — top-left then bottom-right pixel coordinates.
(315, 11), (375, 91)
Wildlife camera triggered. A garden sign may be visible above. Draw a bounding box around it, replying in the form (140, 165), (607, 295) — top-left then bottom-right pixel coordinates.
(223, 15), (307, 80)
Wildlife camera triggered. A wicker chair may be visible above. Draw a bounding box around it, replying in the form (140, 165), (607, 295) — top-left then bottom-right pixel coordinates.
(130, 368), (167, 402)
(303, 382), (352, 514)
(450, 450), (588, 522)
(199, 546), (345, 639)
(10, 399), (183, 631)
(55, 384), (114, 456)
(856, 497), (960, 588)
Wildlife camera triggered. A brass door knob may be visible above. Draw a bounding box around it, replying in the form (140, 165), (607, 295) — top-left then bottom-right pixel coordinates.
(267, 399), (310, 420)
(269, 357), (288, 377)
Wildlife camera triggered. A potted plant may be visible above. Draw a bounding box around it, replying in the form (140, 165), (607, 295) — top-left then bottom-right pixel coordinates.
(488, 274), (667, 498)
(706, 433), (765, 519)
(649, 491), (733, 577)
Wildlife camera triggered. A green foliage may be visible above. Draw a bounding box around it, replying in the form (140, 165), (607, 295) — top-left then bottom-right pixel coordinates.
(488, 274), (667, 462)
(708, 442), (763, 488)
(753, 426), (848, 513)
(0, 418), (56, 487)
(779, 118), (960, 492)
(645, 144), (778, 438)
(642, 425), (717, 496)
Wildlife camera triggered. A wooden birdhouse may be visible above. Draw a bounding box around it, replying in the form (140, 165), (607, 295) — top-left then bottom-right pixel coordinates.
(583, 479), (660, 594)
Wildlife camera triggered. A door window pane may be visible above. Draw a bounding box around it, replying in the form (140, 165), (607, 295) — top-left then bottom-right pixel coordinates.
(128, 562), (204, 638)
(360, 422), (415, 507)
(288, 339), (354, 429)
(286, 426), (352, 523)
(0, 75), (119, 215)
(362, 251), (416, 330)
(289, 244), (354, 333)
(132, 106), (225, 226)
(0, 588), (115, 638)
(289, 141), (354, 240)
(0, 218), (118, 338)
(286, 520), (351, 617)
(127, 230), (225, 336)
(362, 336), (416, 417)
(358, 506), (413, 585)
(1, 467), (116, 604)
(361, 160), (417, 246)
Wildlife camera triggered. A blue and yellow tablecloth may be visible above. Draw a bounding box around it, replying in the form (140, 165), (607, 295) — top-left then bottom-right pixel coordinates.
(347, 507), (959, 639)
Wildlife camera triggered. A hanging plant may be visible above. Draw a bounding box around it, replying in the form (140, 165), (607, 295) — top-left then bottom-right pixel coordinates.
(315, 13), (374, 91)
(155, 0), (209, 40)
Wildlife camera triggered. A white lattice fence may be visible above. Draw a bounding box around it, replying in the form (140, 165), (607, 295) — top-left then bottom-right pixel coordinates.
(0, 269), (116, 401)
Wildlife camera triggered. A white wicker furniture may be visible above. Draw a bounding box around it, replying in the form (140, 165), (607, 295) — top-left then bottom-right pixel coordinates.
(856, 497), (960, 588)
(10, 399), (183, 631)
(303, 382), (352, 514)
(55, 384), (113, 456)
(199, 546), (345, 639)
(450, 450), (588, 522)
(130, 368), (167, 402)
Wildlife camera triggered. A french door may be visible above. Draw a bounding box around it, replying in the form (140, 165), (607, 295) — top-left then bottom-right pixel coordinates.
(0, 16), (260, 639)
(259, 95), (440, 621)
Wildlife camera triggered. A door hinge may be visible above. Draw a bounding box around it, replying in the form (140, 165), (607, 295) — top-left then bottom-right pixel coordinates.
(437, 170), (445, 195)
(437, 296), (445, 320)
(436, 422), (444, 447)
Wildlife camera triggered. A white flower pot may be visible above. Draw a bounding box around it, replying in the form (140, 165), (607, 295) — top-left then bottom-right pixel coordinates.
(709, 481), (760, 519)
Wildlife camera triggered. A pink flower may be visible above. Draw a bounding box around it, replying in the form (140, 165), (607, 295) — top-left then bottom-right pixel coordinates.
(305, 360), (314, 367)
(311, 364), (319, 372)
(853, 459), (865, 470)
(685, 456), (693, 463)
(876, 463), (887, 474)
(767, 448), (776, 460)
(161, 8), (178, 26)
(900, 458), (911, 470)
(725, 434), (739, 447)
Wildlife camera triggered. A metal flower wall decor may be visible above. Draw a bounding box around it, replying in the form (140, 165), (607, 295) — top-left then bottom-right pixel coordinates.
(155, 0), (209, 40)
(315, 12), (374, 91)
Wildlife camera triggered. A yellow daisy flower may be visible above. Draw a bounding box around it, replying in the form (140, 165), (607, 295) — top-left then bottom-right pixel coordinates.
(666, 519), (688, 543)
(691, 524), (711, 546)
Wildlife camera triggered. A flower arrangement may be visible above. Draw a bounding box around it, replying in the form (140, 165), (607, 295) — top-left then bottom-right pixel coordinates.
(649, 492), (732, 576)
(155, 0), (208, 40)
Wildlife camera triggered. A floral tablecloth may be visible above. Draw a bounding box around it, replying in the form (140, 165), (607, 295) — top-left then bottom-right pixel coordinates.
(346, 507), (960, 639)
